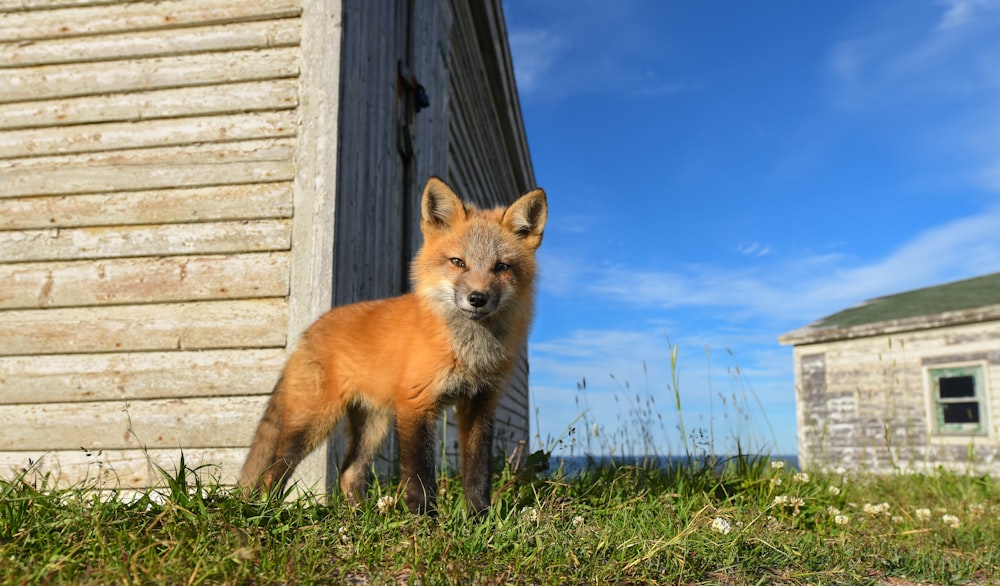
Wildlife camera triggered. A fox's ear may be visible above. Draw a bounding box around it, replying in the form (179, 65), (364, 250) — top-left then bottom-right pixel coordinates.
(421, 177), (466, 234)
(503, 188), (547, 249)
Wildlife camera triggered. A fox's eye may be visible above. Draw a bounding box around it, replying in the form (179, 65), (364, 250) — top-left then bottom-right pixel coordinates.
(494, 262), (511, 273)
(449, 257), (466, 269)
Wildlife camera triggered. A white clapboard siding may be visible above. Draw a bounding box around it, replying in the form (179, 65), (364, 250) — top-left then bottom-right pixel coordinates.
(0, 0), (310, 492)
(0, 0), (301, 42)
(0, 111), (297, 159)
(0, 299), (288, 356)
(0, 80), (298, 131)
(0, 219), (291, 263)
(0, 348), (286, 405)
(0, 0), (114, 11)
(0, 448), (250, 490)
(0, 18), (301, 68)
(1, 140), (296, 197)
(0, 48), (299, 104)
(0, 396), (268, 451)
(1, 183), (293, 231)
(0, 252), (290, 310)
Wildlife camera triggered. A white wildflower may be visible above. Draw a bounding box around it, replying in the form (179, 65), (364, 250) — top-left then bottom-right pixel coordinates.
(942, 514), (960, 529)
(969, 503), (985, 518)
(794, 472), (810, 483)
(863, 502), (890, 516)
(770, 477), (783, 488)
(915, 508), (932, 522)
(521, 506), (538, 523)
(572, 515), (585, 528)
(773, 495), (803, 515)
(770, 460), (785, 470)
(827, 485), (841, 496)
(711, 517), (732, 535)
(376, 495), (396, 514)
(338, 526), (351, 544)
(892, 516), (904, 524)
(834, 514), (850, 526)
(827, 506), (842, 516)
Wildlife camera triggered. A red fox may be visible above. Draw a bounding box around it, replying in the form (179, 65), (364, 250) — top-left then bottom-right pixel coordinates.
(239, 177), (547, 515)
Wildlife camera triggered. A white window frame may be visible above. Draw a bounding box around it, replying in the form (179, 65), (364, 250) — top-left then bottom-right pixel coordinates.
(925, 361), (990, 437)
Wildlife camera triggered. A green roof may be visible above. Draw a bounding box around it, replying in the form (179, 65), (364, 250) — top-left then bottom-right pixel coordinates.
(813, 272), (1000, 329)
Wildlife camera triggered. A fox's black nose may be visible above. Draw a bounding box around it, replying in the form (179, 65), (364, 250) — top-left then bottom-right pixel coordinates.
(467, 291), (488, 308)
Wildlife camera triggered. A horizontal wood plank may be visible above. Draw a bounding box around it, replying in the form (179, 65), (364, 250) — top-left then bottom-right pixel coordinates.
(0, 219), (291, 263)
(0, 395), (267, 451)
(0, 47), (299, 104)
(0, 252), (290, 310)
(0, 139), (295, 197)
(0, 298), (288, 356)
(0, 79), (298, 131)
(0, 0), (120, 13)
(0, 18), (300, 68)
(0, 182), (293, 230)
(0, 348), (287, 404)
(0, 447), (249, 490)
(0, 445), (329, 495)
(1, 110), (297, 159)
(0, 0), (302, 42)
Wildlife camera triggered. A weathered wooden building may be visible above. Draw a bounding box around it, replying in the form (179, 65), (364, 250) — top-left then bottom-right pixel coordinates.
(0, 0), (536, 494)
(780, 272), (1000, 474)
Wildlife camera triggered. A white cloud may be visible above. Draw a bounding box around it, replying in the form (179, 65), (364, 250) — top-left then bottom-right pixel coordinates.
(506, 7), (695, 101)
(828, 0), (1000, 193)
(508, 28), (566, 95)
(583, 206), (1000, 324)
(737, 242), (772, 257)
(937, 0), (1000, 31)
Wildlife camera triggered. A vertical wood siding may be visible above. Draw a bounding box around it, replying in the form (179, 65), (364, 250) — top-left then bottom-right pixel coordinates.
(794, 319), (1000, 475)
(0, 0), (305, 489)
(445, 0), (535, 461)
(326, 0), (533, 476)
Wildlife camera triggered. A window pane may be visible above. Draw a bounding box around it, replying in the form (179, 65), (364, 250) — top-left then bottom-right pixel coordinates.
(938, 375), (975, 399)
(942, 402), (980, 425)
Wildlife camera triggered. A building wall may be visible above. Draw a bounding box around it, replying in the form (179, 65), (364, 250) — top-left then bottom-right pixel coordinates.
(1, 0), (534, 492)
(445, 0), (534, 461)
(0, 0), (323, 490)
(794, 319), (1000, 474)
(327, 0), (535, 478)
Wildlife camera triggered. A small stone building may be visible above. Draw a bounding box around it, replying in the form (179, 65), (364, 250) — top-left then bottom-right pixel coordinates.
(779, 272), (1000, 474)
(0, 0), (535, 494)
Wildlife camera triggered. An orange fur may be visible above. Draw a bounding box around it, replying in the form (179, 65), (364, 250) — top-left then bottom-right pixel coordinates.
(240, 177), (547, 515)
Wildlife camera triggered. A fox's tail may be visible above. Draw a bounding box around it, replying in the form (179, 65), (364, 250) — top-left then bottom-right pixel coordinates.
(238, 377), (284, 492)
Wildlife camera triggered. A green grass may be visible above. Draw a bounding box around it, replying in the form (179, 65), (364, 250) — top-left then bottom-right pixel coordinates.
(1, 454), (997, 585)
(4, 343), (997, 584)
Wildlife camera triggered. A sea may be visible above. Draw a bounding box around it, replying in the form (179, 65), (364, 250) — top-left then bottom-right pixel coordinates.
(540, 454), (800, 478)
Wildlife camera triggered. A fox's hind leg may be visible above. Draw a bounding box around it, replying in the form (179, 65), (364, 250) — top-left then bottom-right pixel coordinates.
(239, 379), (285, 494)
(339, 402), (392, 506)
(240, 351), (344, 496)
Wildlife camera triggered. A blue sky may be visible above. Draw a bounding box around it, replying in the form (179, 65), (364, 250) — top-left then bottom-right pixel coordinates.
(504, 0), (1000, 457)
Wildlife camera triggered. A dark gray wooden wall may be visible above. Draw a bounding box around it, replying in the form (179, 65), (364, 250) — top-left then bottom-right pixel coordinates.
(328, 0), (535, 480)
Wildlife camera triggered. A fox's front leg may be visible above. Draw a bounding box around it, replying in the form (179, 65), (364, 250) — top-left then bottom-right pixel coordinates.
(456, 392), (499, 516)
(396, 409), (439, 514)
